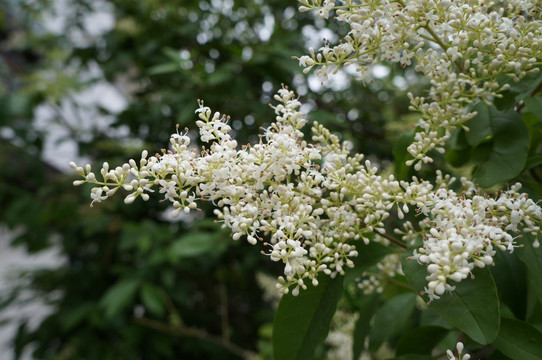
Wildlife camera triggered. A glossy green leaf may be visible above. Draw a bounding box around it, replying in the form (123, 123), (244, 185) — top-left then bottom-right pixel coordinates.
(402, 254), (500, 344)
(493, 318), (542, 360)
(369, 292), (417, 352)
(272, 275), (343, 360)
(100, 278), (139, 318)
(352, 293), (380, 359)
(470, 103), (528, 187)
(517, 233), (542, 304)
(395, 326), (449, 356)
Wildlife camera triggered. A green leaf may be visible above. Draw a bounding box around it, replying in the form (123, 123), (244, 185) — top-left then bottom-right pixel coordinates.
(100, 278), (139, 318)
(524, 96), (542, 122)
(272, 274), (343, 360)
(517, 233), (542, 304)
(493, 318), (542, 360)
(148, 62), (181, 75)
(445, 129), (471, 167)
(495, 72), (542, 111)
(490, 251), (527, 320)
(525, 155), (542, 171)
(169, 233), (227, 259)
(140, 284), (165, 317)
(352, 294), (380, 359)
(395, 326), (449, 356)
(470, 103), (528, 187)
(402, 254), (500, 344)
(369, 292), (417, 352)
(465, 102), (492, 146)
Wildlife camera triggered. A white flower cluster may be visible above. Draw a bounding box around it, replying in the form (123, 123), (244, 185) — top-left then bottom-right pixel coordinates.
(71, 87), (432, 295)
(406, 178), (542, 301)
(72, 88), (542, 298)
(297, 0), (542, 168)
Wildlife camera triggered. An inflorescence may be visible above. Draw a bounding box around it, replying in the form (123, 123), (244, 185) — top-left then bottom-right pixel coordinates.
(72, 86), (542, 301)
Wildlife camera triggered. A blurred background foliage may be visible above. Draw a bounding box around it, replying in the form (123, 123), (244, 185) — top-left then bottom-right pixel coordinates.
(0, 0), (416, 358)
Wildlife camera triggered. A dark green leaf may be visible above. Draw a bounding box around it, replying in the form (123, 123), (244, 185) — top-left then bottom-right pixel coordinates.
(525, 155), (542, 171)
(169, 233), (226, 259)
(471, 103), (528, 187)
(446, 129), (472, 167)
(517, 233), (542, 304)
(272, 274), (343, 360)
(352, 294), (380, 359)
(524, 96), (542, 122)
(140, 284), (165, 317)
(495, 72), (542, 111)
(465, 102), (492, 146)
(493, 318), (542, 360)
(369, 292), (417, 352)
(100, 278), (139, 318)
(395, 326), (449, 356)
(490, 251), (527, 320)
(402, 253), (500, 344)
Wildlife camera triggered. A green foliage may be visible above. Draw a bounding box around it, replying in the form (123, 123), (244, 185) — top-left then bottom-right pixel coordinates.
(3, 0), (542, 359)
(272, 275), (343, 360)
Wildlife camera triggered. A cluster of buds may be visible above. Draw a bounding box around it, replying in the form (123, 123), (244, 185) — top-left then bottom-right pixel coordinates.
(296, 0), (542, 168)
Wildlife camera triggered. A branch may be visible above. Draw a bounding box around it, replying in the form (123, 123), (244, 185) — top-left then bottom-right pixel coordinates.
(133, 316), (254, 359)
(378, 232), (407, 249)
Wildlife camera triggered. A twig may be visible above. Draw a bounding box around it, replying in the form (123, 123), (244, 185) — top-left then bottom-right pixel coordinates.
(378, 232), (407, 249)
(133, 316), (254, 359)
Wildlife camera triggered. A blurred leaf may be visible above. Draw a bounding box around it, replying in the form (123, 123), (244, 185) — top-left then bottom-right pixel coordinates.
(148, 63), (181, 75)
(517, 233), (542, 305)
(493, 318), (542, 360)
(352, 293), (380, 359)
(491, 251), (527, 320)
(524, 96), (542, 122)
(395, 326), (449, 356)
(369, 292), (417, 352)
(140, 284), (166, 317)
(272, 274), (343, 360)
(169, 232), (227, 259)
(100, 278), (139, 318)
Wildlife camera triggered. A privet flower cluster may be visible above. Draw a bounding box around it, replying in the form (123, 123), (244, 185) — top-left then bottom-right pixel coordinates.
(296, 0), (542, 168)
(403, 176), (542, 301)
(72, 88), (541, 299)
